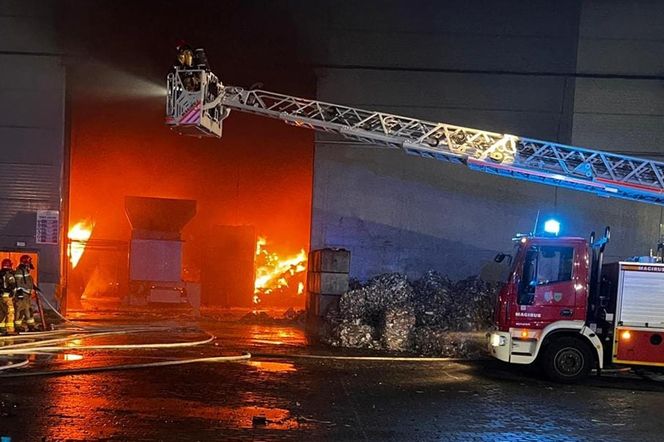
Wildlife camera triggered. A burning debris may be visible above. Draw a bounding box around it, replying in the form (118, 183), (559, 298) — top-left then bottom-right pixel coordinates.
(80, 265), (122, 309)
(68, 219), (95, 268)
(253, 237), (307, 305)
(322, 271), (499, 358)
(240, 308), (307, 324)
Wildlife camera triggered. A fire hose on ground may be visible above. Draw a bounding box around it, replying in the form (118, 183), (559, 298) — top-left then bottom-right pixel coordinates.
(1, 293), (248, 376)
(0, 353), (252, 378)
(0, 329), (251, 377)
(251, 353), (466, 362)
(2, 293), (637, 379)
(0, 334), (215, 353)
(0, 328), (468, 378)
(0, 359), (29, 371)
(0, 321), (640, 379)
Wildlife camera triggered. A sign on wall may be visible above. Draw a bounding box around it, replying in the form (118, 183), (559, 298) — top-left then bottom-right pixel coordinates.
(36, 210), (60, 244)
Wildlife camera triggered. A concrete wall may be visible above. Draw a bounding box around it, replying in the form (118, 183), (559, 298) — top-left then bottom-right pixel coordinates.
(0, 0), (65, 296)
(302, 0), (664, 280)
(563, 0), (664, 261)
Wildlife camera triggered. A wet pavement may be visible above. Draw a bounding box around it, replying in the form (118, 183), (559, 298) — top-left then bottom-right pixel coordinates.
(1, 310), (663, 441)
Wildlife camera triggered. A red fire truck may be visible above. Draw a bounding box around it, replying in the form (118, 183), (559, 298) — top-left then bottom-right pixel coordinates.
(488, 225), (664, 382)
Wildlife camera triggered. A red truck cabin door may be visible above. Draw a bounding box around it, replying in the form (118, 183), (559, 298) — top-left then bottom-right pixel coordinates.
(513, 241), (586, 329)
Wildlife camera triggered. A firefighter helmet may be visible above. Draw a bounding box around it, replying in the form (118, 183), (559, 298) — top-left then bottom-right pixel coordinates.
(176, 41), (194, 68)
(1, 258), (11, 269)
(175, 39), (188, 51)
(19, 255), (34, 269)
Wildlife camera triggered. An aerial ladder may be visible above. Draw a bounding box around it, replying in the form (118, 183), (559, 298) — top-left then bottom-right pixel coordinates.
(166, 60), (664, 207)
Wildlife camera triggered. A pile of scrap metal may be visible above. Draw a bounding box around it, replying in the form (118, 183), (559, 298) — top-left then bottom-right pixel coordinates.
(321, 271), (499, 358)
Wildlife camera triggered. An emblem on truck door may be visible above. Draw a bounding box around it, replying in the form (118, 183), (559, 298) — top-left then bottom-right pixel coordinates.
(544, 291), (563, 302)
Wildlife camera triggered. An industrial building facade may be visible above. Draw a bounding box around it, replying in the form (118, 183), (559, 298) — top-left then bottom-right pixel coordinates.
(305, 1), (664, 280)
(1, 0), (663, 307)
(0, 1), (66, 306)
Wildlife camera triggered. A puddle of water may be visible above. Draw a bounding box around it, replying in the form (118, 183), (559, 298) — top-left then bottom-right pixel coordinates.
(248, 325), (306, 347)
(43, 375), (119, 440)
(190, 405), (303, 430)
(246, 361), (296, 373)
(236, 406), (299, 429)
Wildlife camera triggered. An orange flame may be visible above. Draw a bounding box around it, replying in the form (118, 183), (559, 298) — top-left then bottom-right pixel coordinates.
(68, 219), (95, 268)
(254, 236), (307, 304)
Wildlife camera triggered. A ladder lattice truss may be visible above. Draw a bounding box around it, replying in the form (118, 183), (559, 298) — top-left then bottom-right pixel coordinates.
(166, 69), (664, 206)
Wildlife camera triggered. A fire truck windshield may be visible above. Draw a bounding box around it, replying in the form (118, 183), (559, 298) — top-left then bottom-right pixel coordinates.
(517, 245), (574, 305)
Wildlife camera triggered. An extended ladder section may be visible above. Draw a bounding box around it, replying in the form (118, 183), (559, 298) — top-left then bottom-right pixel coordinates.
(166, 68), (664, 206)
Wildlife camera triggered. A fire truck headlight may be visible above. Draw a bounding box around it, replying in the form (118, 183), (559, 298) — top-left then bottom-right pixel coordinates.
(491, 334), (507, 347)
(621, 330), (631, 341)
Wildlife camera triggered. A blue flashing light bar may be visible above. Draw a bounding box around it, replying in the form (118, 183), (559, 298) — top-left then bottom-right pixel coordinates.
(543, 219), (561, 236)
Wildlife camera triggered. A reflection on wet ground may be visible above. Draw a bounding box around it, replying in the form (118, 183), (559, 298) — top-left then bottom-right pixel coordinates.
(44, 373), (118, 441)
(246, 360), (297, 373)
(0, 309), (663, 441)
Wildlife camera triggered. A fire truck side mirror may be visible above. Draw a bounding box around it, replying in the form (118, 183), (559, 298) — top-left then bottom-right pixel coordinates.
(494, 253), (512, 265)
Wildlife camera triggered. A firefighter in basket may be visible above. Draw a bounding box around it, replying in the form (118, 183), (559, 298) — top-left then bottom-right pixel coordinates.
(175, 41), (201, 92)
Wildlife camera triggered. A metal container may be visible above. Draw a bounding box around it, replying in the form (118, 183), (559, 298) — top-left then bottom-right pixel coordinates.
(148, 286), (186, 303)
(308, 248), (351, 274)
(202, 225), (255, 307)
(125, 196), (197, 240)
(307, 271), (349, 295)
(129, 239), (182, 282)
(307, 292), (342, 317)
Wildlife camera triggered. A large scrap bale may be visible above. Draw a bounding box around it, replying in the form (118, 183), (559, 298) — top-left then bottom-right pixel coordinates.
(333, 319), (379, 349)
(338, 273), (414, 324)
(337, 287), (370, 321)
(364, 273), (414, 311)
(449, 277), (498, 331)
(412, 270), (454, 328)
(321, 271), (499, 356)
(411, 326), (447, 355)
(320, 313), (380, 349)
(380, 305), (416, 351)
(412, 328), (487, 358)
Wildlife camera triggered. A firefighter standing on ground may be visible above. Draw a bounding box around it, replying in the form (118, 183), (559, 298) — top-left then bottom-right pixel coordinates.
(0, 258), (16, 335)
(14, 255), (37, 332)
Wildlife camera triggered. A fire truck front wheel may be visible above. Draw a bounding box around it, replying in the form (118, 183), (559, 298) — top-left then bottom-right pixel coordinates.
(541, 336), (593, 383)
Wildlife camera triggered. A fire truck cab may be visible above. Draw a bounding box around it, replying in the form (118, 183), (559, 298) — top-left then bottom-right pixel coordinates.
(488, 226), (664, 382)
